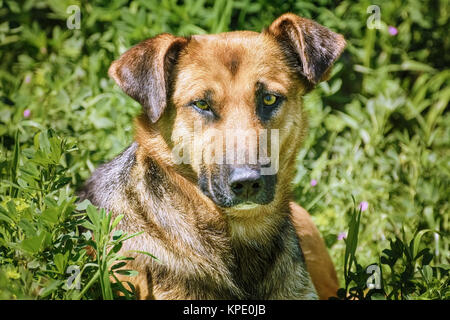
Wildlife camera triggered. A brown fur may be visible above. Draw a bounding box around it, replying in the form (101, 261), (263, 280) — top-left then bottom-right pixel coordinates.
(81, 13), (346, 300)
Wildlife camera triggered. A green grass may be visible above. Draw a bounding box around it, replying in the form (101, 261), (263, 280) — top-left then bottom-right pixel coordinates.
(0, 0), (449, 299)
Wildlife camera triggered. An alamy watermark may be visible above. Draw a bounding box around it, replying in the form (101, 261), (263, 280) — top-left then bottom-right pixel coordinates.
(171, 121), (280, 175)
(366, 264), (382, 289)
(66, 5), (81, 30)
(66, 265), (81, 290)
(367, 5), (381, 29)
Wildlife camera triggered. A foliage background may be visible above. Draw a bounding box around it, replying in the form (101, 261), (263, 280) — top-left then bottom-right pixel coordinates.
(0, 0), (448, 299)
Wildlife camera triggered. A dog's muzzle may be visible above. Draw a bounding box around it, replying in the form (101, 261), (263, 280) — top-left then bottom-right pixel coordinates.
(199, 164), (276, 208)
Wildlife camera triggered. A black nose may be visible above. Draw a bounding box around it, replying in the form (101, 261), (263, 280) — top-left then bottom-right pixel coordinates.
(229, 167), (263, 200)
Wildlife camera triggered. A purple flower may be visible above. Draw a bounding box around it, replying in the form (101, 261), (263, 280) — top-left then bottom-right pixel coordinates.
(310, 179), (317, 187)
(25, 75), (31, 83)
(23, 109), (31, 118)
(359, 201), (369, 212)
(388, 26), (398, 36)
(338, 232), (347, 241)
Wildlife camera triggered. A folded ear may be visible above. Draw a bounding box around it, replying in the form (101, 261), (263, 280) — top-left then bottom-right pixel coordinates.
(109, 34), (188, 123)
(267, 13), (346, 85)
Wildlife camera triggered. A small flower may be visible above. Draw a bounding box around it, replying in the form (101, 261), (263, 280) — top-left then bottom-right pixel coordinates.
(338, 232), (347, 241)
(388, 26), (398, 36)
(23, 109), (31, 118)
(25, 75), (31, 83)
(359, 201), (369, 212)
(310, 179), (317, 187)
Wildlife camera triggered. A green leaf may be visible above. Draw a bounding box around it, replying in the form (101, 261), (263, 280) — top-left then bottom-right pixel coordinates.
(20, 233), (46, 254)
(39, 279), (64, 298)
(118, 231), (144, 243)
(80, 220), (96, 231)
(27, 260), (40, 269)
(129, 250), (159, 261)
(344, 200), (362, 278)
(40, 207), (60, 225)
(112, 229), (124, 241)
(101, 269), (113, 300)
(401, 60), (436, 73)
(18, 218), (36, 238)
(435, 264), (450, 271)
(110, 242), (122, 254)
(38, 130), (51, 155)
(412, 229), (432, 259)
(370, 293), (386, 300)
(111, 215), (124, 230)
(54, 253), (66, 274)
(6, 200), (16, 216)
(9, 130), (20, 197)
(0, 208), (14, 224)
(111, 261), (127, 270)
(76, 199), (91, 211)
(421, 265), (433, 283)
(102, 208), (112, 235)
(86, 205), (100, 230)
(114, 269), (138, 277)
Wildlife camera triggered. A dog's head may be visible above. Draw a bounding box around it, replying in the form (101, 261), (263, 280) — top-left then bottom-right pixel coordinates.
(109, 13), (345, 212)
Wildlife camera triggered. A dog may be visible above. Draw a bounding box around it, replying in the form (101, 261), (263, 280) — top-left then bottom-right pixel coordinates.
(79, 13), (345, 300)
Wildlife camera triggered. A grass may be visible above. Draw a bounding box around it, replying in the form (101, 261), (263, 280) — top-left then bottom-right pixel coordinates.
(0, 0), (449, 299)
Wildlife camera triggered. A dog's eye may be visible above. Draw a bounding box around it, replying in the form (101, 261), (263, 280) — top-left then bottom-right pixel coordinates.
(193, 100), (210, 111)
(257, 92), (284, 121)
(263, 94), (278, 106)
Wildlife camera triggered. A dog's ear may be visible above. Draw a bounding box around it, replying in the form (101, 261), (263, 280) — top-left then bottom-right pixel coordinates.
(109, 34), (188, 123)
(267, 13), (346, 85)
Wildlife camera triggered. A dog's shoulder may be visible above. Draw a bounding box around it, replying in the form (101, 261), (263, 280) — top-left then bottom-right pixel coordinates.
(78, 142), (138, 208)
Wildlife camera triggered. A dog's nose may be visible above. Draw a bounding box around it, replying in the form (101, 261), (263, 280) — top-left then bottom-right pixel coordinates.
(229, 167), (263, 200)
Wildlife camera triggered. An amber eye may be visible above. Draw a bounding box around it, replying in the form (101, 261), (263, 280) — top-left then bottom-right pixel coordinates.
(193, 100), (210, 111)
(263, 94), (277, 106)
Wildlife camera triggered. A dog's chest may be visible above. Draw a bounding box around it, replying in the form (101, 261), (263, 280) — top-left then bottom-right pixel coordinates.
(125, 156), (317, 299)
(146, 209), (316, 299)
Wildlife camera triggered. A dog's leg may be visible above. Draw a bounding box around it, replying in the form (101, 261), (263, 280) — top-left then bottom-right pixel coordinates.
(289, 202), (339, 300)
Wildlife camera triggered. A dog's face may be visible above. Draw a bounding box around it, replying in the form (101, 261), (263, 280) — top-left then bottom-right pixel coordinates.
(170, 31), (301, 209)
(109, 14), (345, 212)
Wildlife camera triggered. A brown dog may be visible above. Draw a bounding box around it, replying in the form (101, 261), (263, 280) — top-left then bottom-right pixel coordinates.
(80, 13), (345, 299)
